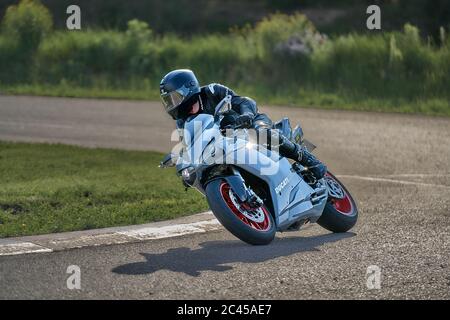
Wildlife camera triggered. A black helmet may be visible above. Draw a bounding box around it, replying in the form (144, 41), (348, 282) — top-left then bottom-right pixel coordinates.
(160, 69), (200, 120)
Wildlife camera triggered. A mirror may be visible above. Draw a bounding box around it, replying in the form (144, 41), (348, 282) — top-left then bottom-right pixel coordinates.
(302, 139), (316, 152)
(159, 153), (176, 168)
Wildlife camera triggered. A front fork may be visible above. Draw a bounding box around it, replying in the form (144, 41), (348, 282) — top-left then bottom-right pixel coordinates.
(208, 166), (263, 208)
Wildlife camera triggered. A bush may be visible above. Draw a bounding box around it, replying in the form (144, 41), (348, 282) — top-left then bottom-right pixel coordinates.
(0, 0), (52, 82)
(35, 30), (130, 85)
(126, 19), (153, 44)
(1, 4), (449, 114)
(2, 0), (52, 52)
(0, 36), (22, 82)
(312, 33), (389, 95)
(250, 12), (326, 59)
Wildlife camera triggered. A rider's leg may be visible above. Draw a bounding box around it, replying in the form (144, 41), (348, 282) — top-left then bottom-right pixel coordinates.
(277, 133), (327, 179)
(252, 114), (327, 179)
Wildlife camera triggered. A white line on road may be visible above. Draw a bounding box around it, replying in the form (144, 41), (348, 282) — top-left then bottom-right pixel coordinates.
(0, 120), (75, 130)
(118, 219), (222, 240)
(336, 175), (450, 189)
(0, 213), (219, 257)
(0, 242), (53, 256)
(379, 173), (450, 178)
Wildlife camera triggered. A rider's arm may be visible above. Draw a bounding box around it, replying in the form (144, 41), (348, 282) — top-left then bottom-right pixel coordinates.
(209, 83), (257, 117)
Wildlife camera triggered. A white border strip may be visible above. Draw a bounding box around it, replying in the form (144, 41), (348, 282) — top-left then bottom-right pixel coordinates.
(0, 242), (53, 256)
(336, 174), (450, 189)
(118, 219), (222, 240)
(380, 173), (450, 178)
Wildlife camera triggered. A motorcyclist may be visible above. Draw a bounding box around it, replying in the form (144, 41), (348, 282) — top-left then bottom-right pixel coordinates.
(159, 69), (327, 179)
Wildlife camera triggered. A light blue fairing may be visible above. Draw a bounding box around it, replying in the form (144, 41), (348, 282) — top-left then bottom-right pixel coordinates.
(232, 149), (327, 231)
(178, 113), (328, 232)
(177, 114), (218, 171)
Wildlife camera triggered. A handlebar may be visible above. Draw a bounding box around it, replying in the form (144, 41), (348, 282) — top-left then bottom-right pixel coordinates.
(222, 122), (251, 130)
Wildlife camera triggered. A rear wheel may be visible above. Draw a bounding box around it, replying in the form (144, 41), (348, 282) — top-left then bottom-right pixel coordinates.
(317, 172), (358, 233)
(205, 179), (276, 245)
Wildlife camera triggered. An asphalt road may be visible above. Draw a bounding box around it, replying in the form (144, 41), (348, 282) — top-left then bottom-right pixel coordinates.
(0, 95), (449, 299)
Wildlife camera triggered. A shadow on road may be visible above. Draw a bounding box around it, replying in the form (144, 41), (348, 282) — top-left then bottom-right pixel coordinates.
(112, 232), (355, 277)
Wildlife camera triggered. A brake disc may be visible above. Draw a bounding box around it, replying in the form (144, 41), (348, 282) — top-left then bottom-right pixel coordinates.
(325, 176), (345, 199)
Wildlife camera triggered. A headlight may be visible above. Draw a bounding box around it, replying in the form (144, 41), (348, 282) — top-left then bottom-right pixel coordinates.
(181, 168), (191, 180)
(181, 167), (196, 186)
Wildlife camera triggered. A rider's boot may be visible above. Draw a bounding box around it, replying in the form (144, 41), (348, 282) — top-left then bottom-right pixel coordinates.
(278, 135), (327, 179)
(255, 126), (327, 179)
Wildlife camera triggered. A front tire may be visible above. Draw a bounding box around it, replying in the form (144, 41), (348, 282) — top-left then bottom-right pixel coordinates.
(205, 179), (276, 245)
(317, 172), (358, 233)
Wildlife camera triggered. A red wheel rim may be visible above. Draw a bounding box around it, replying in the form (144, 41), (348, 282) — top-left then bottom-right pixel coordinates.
(325, 173), (354, 216)
(219, 182), (271, 231)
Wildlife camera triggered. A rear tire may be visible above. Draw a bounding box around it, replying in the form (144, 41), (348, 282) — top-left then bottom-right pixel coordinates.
(205, 179), (276, 245)
(317, 172), (358, 233)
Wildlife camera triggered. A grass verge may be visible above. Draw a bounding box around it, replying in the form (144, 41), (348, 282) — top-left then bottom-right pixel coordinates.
(0, 141), (208, 238)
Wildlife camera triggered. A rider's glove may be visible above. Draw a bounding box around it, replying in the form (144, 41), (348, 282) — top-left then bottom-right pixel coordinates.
(235, 113), (253, 128)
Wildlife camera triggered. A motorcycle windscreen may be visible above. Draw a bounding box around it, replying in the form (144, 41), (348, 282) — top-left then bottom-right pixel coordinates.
(180, 114), (216, 165)
(302, 139), (316, 152)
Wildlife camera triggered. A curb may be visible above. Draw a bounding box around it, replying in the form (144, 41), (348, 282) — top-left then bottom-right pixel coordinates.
(0, 211), (221, 256)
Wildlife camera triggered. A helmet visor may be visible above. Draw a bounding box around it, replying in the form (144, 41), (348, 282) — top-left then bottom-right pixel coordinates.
(161, 86), (190, 112)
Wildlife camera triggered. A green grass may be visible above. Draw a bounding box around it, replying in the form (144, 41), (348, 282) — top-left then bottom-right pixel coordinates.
(1, 83), (159, 100)
(0, 142), (208, 238)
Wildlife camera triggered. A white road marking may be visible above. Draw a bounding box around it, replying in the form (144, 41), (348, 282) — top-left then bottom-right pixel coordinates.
(0, 213), (219, 256)
(0, 242), (53, 256)
(0, 120), (75, 130)
(117, 219), (222, 240)
(336, 175), (450, 189)
(379, 173), (450, 178)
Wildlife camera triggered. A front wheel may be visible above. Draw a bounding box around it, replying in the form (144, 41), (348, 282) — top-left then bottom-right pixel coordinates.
(317, 172), (358, 233)
(205, 179), (276, 245)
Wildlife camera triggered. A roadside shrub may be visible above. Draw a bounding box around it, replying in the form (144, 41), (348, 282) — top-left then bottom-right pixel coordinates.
(230, 13), (328, 88)
(2, 0), (52, 53)
(125, 19), (153, 44)
(35, 31), (130, 85)
(248, 12), (324, 59)
(124, 19), (157, 77)
(308, 33), (389, 96)
(184, 35), (245, 84)
(0, 36), (20, 82)
(0, 1), (449, 111)
(0, 0), (52, 82)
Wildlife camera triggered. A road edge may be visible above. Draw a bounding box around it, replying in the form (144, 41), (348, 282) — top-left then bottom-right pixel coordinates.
(0, 211), (221, 256)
